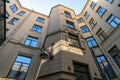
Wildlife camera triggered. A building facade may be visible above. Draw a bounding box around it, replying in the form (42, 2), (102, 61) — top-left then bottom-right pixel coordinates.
(0, 0), (120, 80)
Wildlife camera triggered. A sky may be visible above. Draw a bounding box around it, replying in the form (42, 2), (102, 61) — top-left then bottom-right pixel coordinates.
(19, 0), (88, 15)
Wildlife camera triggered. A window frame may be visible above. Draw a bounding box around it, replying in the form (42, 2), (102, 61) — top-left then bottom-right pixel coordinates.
(66, 20), (75, 29)
(89, 18), (97, 28)
(18, 11), (25, 16)
(10, 4), (18, 13)
(7, 55), (32, 80)
(80, 25), (89, 33)
(96, 6), (106, 17)
(64, 11), (72, 18)
(36, 17), (45, 23)
(24, 36), (38, 47)
(86, 37), (97, 48)
(9, 18), (19, 25)
(90, 1), (96, 9)
(84, 12), (90, 19)
(32, 25), (42, 33)
(77, 18), (84, 24)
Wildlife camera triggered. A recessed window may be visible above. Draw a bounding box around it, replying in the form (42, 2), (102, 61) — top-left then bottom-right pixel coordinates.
(108, 46), (120, 68)
(32, 25), (42, 33)
(80, 25), (89, 33)
(73, 62), (91, 80)
(66, 21), (75, 29)
(8, 55), (32, 80)
(97, 55), (116, 79)
(24, 36), (38, 47)
(89, 18), (97, 28)
(18, 11), (25, 16)
(68, 33), (80, 47)
(96, 7), (106, 17)
(6, 12), (9, 19)
(106, 0), (113, 3)
(96, 28), (107, 41)
(84, 12), (90, 19)
(36, 17), (45, 23)
(10, 4), (18, 13)
(86, 37), (97, 48)
(77, 18), (84, 24)
(64, 11), (72, 18)
(90, 1), (96, 9)
(107, 14), (120, 28)
(9, 18), (19, 25)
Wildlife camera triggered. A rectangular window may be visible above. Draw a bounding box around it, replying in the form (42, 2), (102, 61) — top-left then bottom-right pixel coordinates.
(36, 17), (45, 23)
(89, 18), (97, 28)
(84, 12), (90, 19)
(9, 18), (19, 25)
(24, 36), (38, 47)
(64, 11), (72, 18)
(86, 37), (97, 48)
(106, 0), (113, 3)
(68, 33), (80, 47)
(77, 18), (84, 24)
(73, 62), (91, 80)
(18, 11), (25, 16)
(90, 1), (96, 9)
(96, 7), (106, 17)
(97, 55), (116, 78)
(108, 46), (120, 68)
(80, 25), (89, 33)
(32, 25), (42, 33)
(8, 55), (32, 80)
(96, 28), (107, 41)
(10, 4), (18, 13)
(66, 21), (75, 29)
(107, 14), (120, 28)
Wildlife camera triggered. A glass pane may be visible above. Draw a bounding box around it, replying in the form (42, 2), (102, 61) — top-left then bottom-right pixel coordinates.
(114, 17), (120, 24)
(25, 40), (31, 46)
(107, 15), (115, 23)
(110, 21), (117, 28)
(16, 56), (31, 64)
(31, 41), (37, 47)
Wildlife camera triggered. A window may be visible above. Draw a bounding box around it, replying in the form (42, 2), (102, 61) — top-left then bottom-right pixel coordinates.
(97, 55), (116, 78)
(32, 25), (42, 32)
(18, 11), (25, 16)
(6, 12), (9, 18)
(66, 21), (75, 29)
(9, 18), (19, 25)
(6, 28), (9, 32)
(36, 17), (45, 23)
(90, 1), (96, 9)
(106, 0), (113, 3)
(86, 37), (97, 48)
(73, 62), (91, 80)
(64, 11), (72, 18)
(108, 46), (120, 68)
(84, 12), (90, 19)
(96, 28), (107, 41)
(8, 55), (32, 80)
(10, 4), (18, 13)
(89, 18), (97, 28)
(24, 36), (38, 47)
(77, 18), (84, 24)
(96, 7), (106, 17)
(80, 25), (89, 33)
(107, 14), (120, 28)
(68, 33), (80, 47)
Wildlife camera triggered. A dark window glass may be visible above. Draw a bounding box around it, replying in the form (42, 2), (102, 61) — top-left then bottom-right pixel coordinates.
(106, 0), (113, 3)
(24, 36), (38, 47)
(8, 55), (32, 80)
(84, 12), (90, 19)
(36, 17), (45, 23)
(108, 46), (120, 68)
(73, 62), (91, 80)
(107, 14), (120, 28)
(89, 18), (97, 28)
(90, 1), (96, 9)
(9, 18), (19, 25)
(97, 55), (116, 78)
(80, 25), (89, 33)
(77, 18), (84, 24)
(6, 12), (9, 18)
(86, 37), (97, 48)
(18, 11), (25, 16)
(10, 4), (18, 13)
(97, 7), (106, 17)
(32, 25), (42, 33)
(68, 34), (80, 47)
(64, 11), (72, 18)
(96, 28), (107, 41)
(66, 21), (75, 29)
